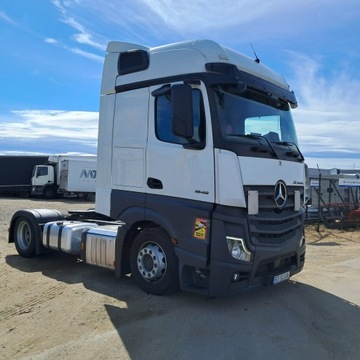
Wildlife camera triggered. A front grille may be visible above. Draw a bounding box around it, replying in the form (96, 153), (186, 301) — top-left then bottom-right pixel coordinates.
(245, 185), (304, 246)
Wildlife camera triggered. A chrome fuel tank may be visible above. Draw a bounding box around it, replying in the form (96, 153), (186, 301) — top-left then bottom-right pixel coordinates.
(43, 221), (98, 255)
(81, 227), (118, 270)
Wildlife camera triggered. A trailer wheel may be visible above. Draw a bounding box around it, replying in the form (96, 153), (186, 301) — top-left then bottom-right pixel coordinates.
(130, 228), (179, 295)
(13, 217), (37, 257)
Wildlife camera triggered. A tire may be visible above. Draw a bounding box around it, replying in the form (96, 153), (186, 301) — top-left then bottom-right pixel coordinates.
(13, 217), (38, 257)
(43, 187), (56, 199)
(130, 228), (179, 295)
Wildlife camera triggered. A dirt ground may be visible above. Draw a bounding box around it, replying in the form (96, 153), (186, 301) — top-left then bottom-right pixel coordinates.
(1, 198), (360, 360)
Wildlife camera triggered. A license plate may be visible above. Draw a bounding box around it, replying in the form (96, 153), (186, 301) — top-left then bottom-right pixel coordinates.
(272, 271), (290, 285)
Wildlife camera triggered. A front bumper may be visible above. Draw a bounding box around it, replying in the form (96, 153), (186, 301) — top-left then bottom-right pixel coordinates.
(208, 245), (305, 296)
(31, 186), (44, 196)
(177, 244), (305, 296)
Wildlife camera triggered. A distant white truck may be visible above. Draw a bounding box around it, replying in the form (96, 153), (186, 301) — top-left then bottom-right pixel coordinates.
(31, 155), (97, 200)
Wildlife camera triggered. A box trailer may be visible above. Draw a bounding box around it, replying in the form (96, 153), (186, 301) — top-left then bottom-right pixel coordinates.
(0, 156), (48, 197)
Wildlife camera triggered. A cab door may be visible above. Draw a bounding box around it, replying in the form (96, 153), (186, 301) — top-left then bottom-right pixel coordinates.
(31, 165), (54, 187)
(146, 82), (214, 203)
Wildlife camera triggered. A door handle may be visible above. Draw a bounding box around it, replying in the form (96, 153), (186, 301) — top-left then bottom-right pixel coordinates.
(147, 177), (163, 189)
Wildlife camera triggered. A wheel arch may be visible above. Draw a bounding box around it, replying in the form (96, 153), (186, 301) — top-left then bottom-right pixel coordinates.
(8, 209), (65, 255)
(144, 207), (178, 241)
(114, 206), (175, 278)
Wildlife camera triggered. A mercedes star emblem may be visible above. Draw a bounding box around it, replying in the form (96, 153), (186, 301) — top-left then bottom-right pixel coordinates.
(274, 180), (287, 208)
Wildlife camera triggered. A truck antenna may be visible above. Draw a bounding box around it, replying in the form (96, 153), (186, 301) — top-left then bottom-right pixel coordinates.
(250, 43), (260, 63)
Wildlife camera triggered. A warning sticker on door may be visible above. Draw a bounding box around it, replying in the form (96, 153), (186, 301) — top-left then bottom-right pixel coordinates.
(193, 218), (208, 240)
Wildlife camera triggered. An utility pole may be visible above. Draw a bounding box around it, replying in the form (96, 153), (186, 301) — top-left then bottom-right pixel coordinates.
(317, 166), (322, 232)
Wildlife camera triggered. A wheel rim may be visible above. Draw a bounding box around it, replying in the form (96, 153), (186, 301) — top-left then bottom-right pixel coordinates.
(16, 221), (31, 251)
(137, 242), (167, 283)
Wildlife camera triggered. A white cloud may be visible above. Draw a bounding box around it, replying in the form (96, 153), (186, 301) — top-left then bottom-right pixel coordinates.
(140, 0), (273, 32)
(43, 37), (104, 63)
(62, 16), (105, 50)
(44, 38), (59, 45)
(289, 53), (360, 168)
(49, 0), (360, 62)
(48, 0), (108, 66)
(0, 11), (18, 26)
(133, 0), (360, 42)
(0, 110), (98, 153)
(68, 47), (104, 62)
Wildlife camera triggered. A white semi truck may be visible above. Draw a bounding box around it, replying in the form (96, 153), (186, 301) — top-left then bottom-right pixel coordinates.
(31, 155), (97, 200)
(8, 39), (307, 296)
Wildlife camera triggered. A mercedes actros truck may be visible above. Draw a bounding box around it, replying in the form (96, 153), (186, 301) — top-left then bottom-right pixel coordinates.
(9, 39), (307, 296)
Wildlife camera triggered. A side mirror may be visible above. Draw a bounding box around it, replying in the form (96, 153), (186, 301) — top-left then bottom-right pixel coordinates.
(172, 84), (193, 138)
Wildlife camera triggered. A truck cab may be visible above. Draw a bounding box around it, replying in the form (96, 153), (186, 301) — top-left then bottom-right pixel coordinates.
(31, 164), (56, 198)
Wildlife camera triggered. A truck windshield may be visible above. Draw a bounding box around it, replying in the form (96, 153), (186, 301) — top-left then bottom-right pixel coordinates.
(212, 85), (300, 158)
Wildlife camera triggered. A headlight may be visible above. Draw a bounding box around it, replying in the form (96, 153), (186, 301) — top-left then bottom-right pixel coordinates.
(226, 236), (253, 262)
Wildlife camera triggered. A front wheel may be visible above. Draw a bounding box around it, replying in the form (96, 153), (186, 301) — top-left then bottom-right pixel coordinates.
(130, 228), (179, 295)
(43, 186), (56, 199)
(13, 217), (38, 257)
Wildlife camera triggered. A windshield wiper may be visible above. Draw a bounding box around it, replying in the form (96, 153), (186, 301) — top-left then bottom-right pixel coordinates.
(228, 134), (279, 158)
(273, 141), (304, 161)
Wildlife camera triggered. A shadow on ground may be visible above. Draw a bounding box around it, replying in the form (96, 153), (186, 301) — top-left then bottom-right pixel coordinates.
(6, 253), (360, 360)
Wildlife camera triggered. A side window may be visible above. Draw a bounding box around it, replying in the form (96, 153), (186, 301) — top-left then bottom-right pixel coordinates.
(37, 166), (48, 177)
(155, 88), (205, 145)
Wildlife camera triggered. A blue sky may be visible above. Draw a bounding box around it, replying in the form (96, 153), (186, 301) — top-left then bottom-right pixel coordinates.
(1, 0), (359, 169)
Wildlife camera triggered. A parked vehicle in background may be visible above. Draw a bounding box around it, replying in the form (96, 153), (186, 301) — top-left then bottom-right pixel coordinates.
(31, 155), (97, 200)
(0, 155), (47, 197)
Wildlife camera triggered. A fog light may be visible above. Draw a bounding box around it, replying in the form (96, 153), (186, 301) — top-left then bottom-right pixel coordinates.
(232, 273), (240, 281)
(227, 236), (253, 262)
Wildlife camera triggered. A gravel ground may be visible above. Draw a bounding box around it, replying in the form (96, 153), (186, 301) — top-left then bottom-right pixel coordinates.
(1, 197), (360, 360)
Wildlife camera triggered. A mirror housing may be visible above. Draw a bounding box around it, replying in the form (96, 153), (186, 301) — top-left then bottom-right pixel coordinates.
(172, 84), (194, 139)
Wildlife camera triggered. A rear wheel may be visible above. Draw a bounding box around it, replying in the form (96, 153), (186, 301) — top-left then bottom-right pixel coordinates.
(13, 217), (37, 257)
(130, 228), (179, 295)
